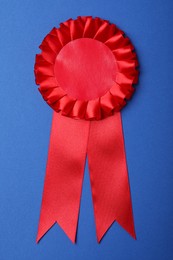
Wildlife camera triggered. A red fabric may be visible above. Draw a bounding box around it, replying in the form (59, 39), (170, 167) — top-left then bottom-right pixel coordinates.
(35, 16), (138, 243)
(54, 38), (117, 100)
(88, 112), (136, 242)
(37, 112), (136, 243)
(37, 113), (89, 243)
(34, 16), (138, 120)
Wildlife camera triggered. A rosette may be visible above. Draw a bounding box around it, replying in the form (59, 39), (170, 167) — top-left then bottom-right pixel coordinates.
(34, 16), (139, 243)
(34, 16), (138, 120)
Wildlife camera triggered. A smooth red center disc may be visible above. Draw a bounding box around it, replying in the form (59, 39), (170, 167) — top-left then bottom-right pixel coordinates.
(54, 38), (117, 100)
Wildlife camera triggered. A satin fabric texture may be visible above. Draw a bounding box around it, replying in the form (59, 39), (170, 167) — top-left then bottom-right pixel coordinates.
(35, 16), (138, 243)
(37, 112), (136, 243)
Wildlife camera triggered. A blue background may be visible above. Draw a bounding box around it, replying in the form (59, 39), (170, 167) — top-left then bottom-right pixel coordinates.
(0, 0), (173, 259)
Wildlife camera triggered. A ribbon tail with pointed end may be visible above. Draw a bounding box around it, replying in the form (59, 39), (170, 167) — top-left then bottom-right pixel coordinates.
(37, 112), (90, 243)
(87, 112), (136, 242)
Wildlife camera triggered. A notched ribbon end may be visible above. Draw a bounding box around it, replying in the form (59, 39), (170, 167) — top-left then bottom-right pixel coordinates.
(36, 220), (77, 244)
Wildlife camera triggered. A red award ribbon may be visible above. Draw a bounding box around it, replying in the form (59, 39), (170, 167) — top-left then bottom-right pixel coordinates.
(34, 16), (139, 243)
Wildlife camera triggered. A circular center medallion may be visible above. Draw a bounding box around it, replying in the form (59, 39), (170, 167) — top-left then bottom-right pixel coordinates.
(54, 38), (117, 100)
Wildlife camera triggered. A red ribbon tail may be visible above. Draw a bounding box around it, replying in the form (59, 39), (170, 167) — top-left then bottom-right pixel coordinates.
(36, 112), (90, 243)
(87, 112), (136, 242)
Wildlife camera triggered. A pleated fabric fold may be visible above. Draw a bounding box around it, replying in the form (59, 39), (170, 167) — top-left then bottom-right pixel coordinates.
(34, 16), (139, 120)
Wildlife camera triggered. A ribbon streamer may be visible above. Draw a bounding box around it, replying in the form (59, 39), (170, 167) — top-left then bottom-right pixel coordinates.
(37, 112), (135, 243)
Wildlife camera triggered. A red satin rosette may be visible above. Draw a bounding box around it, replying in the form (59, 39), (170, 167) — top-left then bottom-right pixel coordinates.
(35, 16), (138, 119)
(35, 16), (139, 243)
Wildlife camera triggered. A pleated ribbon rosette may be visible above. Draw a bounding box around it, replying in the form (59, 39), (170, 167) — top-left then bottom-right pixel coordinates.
(34, 16), (139, 243)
